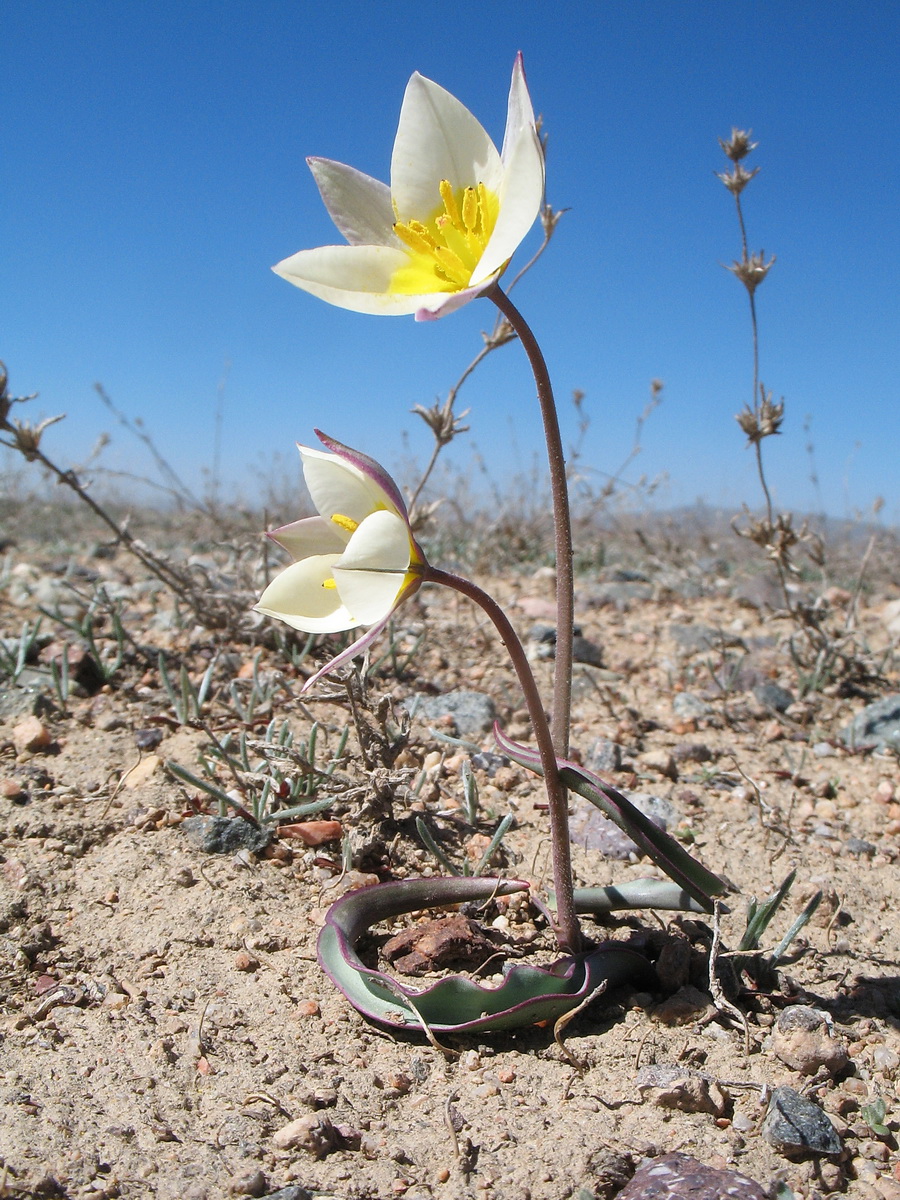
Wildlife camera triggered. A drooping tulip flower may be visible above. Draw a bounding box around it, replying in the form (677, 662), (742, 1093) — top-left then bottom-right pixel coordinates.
(256, 431), (426, 685)
(274, 54), (544, 320)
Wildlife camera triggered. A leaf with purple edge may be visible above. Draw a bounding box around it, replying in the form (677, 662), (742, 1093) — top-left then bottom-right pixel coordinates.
(494, 724), (728, 912)
(317, 876), (654, 1033)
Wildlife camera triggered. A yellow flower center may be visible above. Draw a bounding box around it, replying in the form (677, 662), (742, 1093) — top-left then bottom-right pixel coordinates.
(322, 577), (338, 590)
(390, 179), (500, 295)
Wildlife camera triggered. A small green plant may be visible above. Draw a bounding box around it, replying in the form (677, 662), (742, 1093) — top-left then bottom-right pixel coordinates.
(861, 1097), (890, 1139)
(0, 617), (43, 683)
(738, 870), (822, 966)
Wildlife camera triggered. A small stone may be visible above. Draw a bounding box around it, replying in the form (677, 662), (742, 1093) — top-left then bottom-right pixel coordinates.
(296, 1000), (320, 1017)
(650, 985), (715, 1026)
(233, 951), (259, 972)
(12, 715), (52, 754)
(181, 815), (271, 856)
(135, 727), (165, 751)
(612, 1151), (766, 1199)
(769, 1005), (849, 1075)
(637, 749), (678, 781)
(761, 1085), (843, 1156)
(846, 837), (877, 857)
(636, 1065), (729, 1116)
(842, 694), (900, 753)
(753, 682), (794, 712)
(123, 754), (161, 789)
(272, 1114), (336, 1157)
(0, 777), (26, 801)
(586, 738), (623, 774)
(412, 691), (496, 737)
(673, 692), (713, 720)
(228, 1169), (267, 1196)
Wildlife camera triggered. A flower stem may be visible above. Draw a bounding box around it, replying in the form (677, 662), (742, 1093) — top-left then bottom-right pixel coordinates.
(485, 284), (574, 757)
(425, 565), (581, 952)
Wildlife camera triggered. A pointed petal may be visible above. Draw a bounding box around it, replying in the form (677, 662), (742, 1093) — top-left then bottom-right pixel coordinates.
(299, 444), (399, 524)
(500, 54), (537, 164)
(315, 430), (409, 519)
(414, 279), (495, 321)
(269, 515), (348, 559)
(255, 556), (359, 633)
(273, 244), (427, 315)
(391, 73), (502, 221)
(474, 122), (544, 282)
(301, 573), (421, 691)
(301, 612), (390, 692)
(308, 157), (398, 247)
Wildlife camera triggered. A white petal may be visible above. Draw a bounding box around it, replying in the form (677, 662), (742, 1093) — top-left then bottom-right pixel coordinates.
(338, 509), (413, 573)
(391, 73), (502, 221)
(331, 509), (415, 625)
(270, 515), (348, 559)
(255, 556), (359, 633)
(500, 54), (537, 165)
(473, 123), (544, 282)
(308, 157), (398, 247)
(299, 446), (398, 524)
(273, 244), (429, 315)
(333, 567), (407, 625)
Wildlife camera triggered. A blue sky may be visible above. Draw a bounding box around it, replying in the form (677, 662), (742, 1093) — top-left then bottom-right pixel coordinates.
(4, 1), (898, 523)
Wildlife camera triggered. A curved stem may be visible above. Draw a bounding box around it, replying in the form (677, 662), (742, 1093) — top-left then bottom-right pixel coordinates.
(425, 565), (580, 952)
(485, 284), (574, 758)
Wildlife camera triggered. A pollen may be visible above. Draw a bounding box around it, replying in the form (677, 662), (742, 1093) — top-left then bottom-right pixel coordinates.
(322, 577), (338, 590)
(390, 180), (500, 295)
(331, 512), (359, 533)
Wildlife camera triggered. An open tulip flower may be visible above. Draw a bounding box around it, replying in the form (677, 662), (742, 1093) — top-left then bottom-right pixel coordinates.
(255, 432), (426, 685)
(273, 54), (544, 320)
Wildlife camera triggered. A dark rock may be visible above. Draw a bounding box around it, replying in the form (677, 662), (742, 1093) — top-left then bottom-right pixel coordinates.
(414, 690), (497, 738)
(761, 1085), (843, 1156)
(585, 738), (623, 774)
(845, 837), (877, 857)
(612, 1151), (766, 1199)
(671, 742), (713, 763)
(135, 728), (165, 751)
(261, 1190), (313, 1200)
(841, 693), (900, 753)
(753, 682), (794, 712)
(181, 815), (271, 856)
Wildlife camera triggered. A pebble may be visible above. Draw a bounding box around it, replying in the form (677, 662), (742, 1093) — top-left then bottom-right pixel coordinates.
(842, 694), (900, 753)
(769, 1005), (849, 1075)
(612, 1151), (766, 1199)
(753, 681), (794, 712)
(12, 715), (52, 754)
(271, 1114), (336, 1157)
(672, 692), (713, 720)
(181, 815), (271, 855)
(228, 1169), (268, 1196)
(233, 951), (259, 972)
(761, 1085), (843, 1156)
(412, 690), (497, 737)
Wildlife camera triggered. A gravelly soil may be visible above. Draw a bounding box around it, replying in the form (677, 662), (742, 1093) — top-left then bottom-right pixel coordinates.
(1, 540), (899, 1200)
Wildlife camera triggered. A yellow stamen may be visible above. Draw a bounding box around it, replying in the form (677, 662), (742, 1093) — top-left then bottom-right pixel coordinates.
(390, 179), (500, 295)
(322, 577), (338, 590)
(331, 512), (359, 533)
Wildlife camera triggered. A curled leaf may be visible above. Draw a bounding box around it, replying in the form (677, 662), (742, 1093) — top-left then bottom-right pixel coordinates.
(317, 876), (653, 1033)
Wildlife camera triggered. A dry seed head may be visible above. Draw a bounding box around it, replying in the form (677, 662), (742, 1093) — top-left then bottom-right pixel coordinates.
(411, 401), (470, 447)
(11, 413), (65, 461)
(717, 164), (759, 196)
(719, 128), (758, 162)
(727, 250), (776, 296)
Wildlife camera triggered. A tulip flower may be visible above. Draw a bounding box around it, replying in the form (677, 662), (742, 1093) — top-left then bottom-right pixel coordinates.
(273, 54), (544, 320)
(256, 432), (426, 684)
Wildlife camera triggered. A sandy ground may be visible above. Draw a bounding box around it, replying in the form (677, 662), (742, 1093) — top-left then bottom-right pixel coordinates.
(1, 540), (899, 1199)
